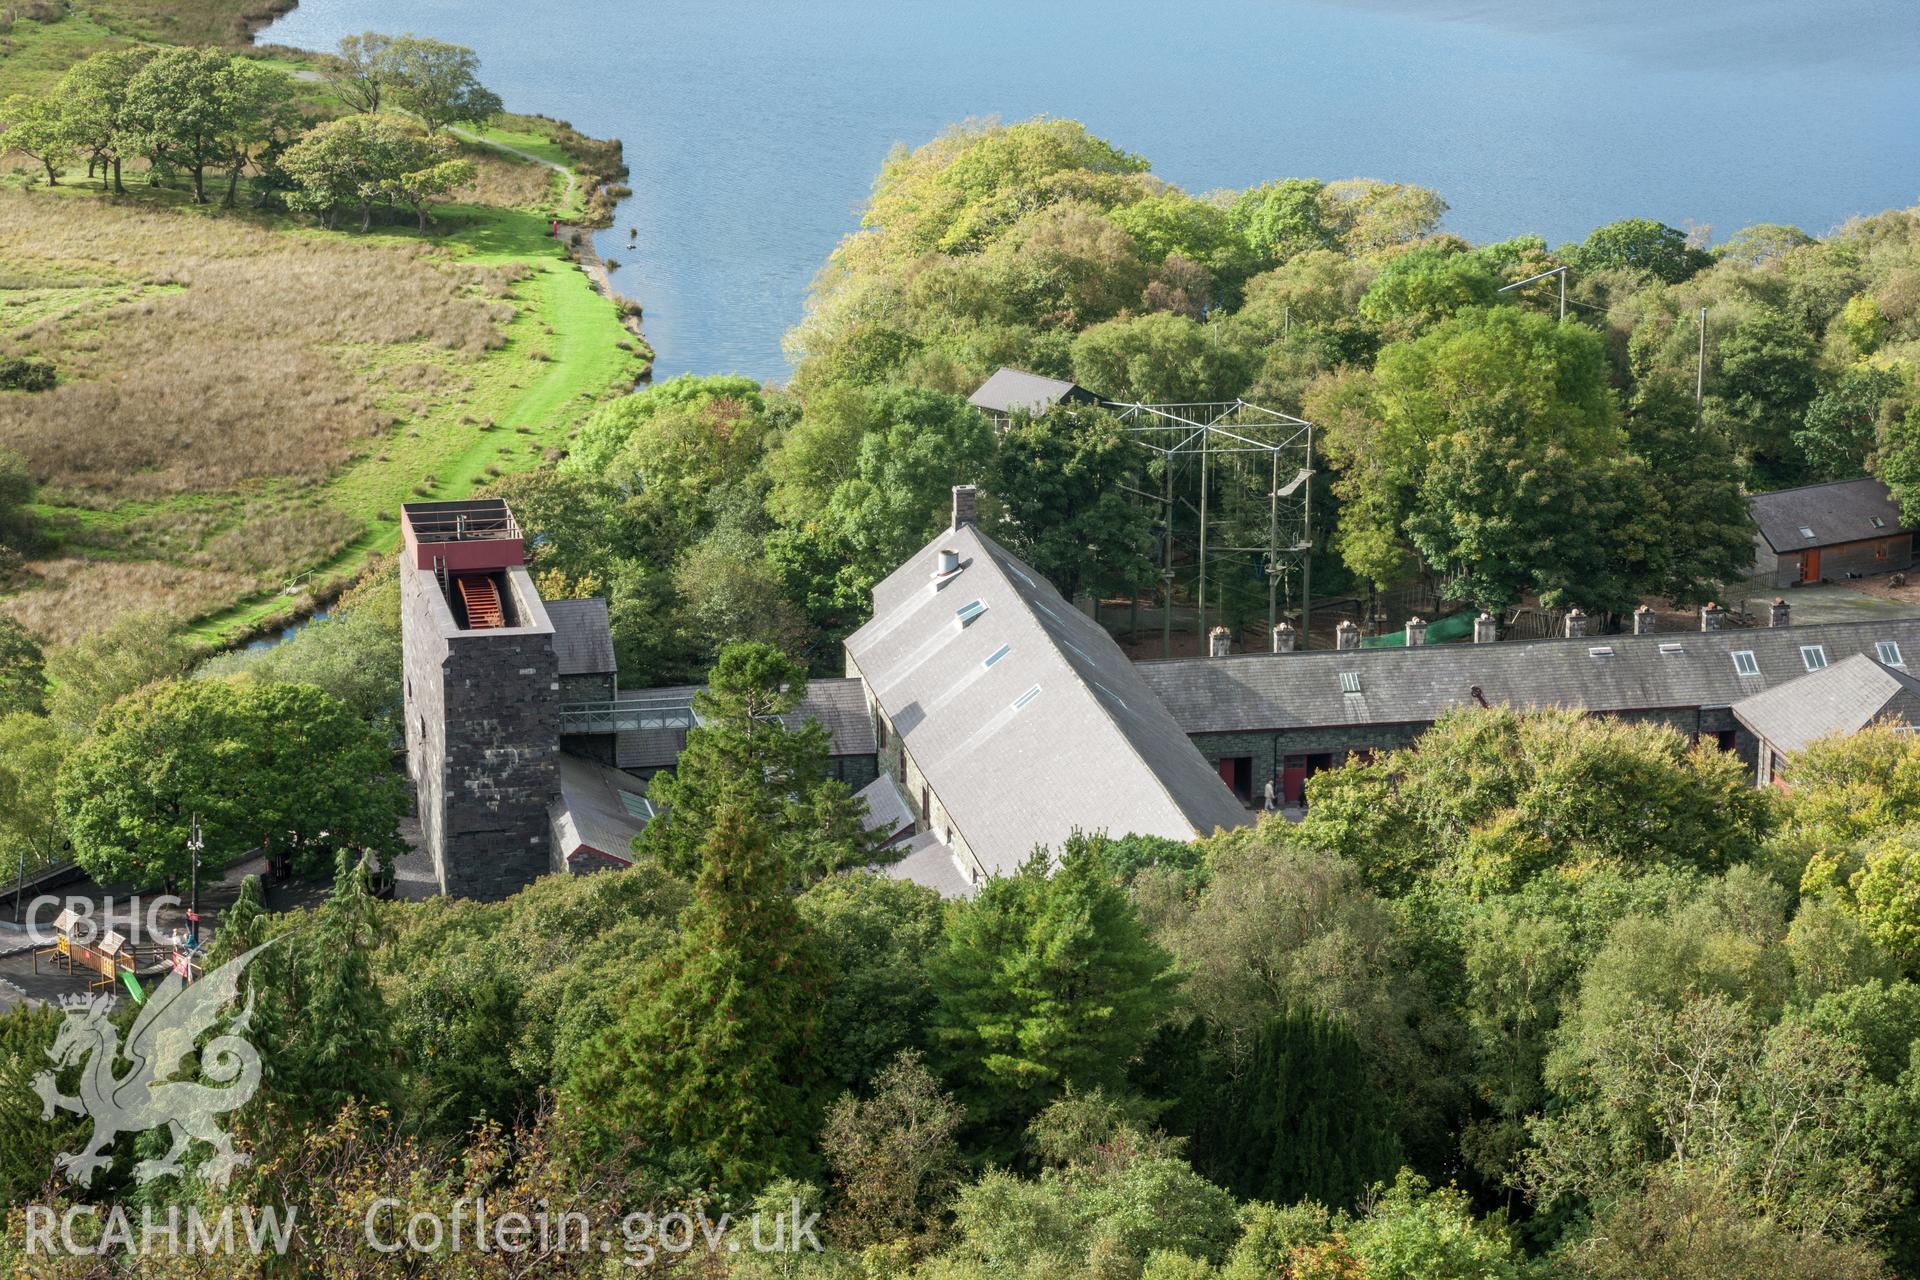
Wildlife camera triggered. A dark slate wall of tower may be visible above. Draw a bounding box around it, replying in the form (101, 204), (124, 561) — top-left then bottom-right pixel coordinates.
(402, 564), (562, 900)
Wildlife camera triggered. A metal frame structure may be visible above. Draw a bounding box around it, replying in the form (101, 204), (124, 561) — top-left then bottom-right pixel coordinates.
(1107, 399), (1316, 656)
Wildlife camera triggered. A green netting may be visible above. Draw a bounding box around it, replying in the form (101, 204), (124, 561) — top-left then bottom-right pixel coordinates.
(1360, 609), (1477, 648)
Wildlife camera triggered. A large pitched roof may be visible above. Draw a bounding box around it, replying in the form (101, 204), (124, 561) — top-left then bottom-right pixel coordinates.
(1137, 618), (1920, 734)
(967, 367), (1098, 416)
(846, 523), (1248, 879)
(1749, 476), (1906, 552)
(1732, 653), (1920, 753)
(545, 597), (617, 676)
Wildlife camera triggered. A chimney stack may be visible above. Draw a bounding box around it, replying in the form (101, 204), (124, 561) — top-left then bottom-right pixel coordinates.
(1473, 612), (1497, 644)
(1208, 626), (1233, 658)
(951, 484), (978, 531)
(1633, 605), (1656, 636)
(1701, 602), (1724, 632)
(1336, 620), (1360, 651)
(1564, 608), (1588, 639)
(1271, 622), (1296, 653)
(1405, 616), (1428, 647)
(1770, 597), (1791, 628)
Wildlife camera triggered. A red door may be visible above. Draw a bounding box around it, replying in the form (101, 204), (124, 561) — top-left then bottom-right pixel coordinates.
(1801, 549), (1821, 583)
(1281, 755), (1309, 806)
(1217, 758), (1235, 788)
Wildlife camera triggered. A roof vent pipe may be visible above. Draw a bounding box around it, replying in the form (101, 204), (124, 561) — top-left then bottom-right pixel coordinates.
(933, 548), (960, 579)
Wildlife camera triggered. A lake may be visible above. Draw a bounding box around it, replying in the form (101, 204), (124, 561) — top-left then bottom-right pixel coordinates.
(261, 0), (1920, 383)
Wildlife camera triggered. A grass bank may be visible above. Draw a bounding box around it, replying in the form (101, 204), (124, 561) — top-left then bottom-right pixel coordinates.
(0, 18), (650, 647)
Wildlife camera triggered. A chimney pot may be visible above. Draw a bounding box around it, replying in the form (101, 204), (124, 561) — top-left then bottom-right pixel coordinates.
(1405, 616), (1429, 647)
(1769, 597), (1791, 628)
(1633, 605), (1656, 636)
(1473, 612), (1497, 644)
(1208, 626), (1233, 658)
(1701, 602), (1724, 632)
(1271, 622), (1297, 653)
(951, 484), (978, 530)
(1336, 620), (1360, 651)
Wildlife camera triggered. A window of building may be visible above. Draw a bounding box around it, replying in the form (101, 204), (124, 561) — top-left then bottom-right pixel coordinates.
(1801, 645), (1828, 671)
(1731, 650), (1760, 676)
(984, 643), (1011, 668)
(955, 599), (987, 625)
(920, 785), (930, 824)
(1799, 525), (1817, 539)
(876, 715), (887, 751)
(1339, 671), (1362, 694)
(1872, 516), (1887, 528)
(1879, 640), (1905, 667)
(618, 792), (654, 820)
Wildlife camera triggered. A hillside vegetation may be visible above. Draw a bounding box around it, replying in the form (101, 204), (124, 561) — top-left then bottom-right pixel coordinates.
(0, 28), (646, 644)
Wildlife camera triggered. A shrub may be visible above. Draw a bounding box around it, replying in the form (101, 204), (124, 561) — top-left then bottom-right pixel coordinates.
(0, 357), (54, 392)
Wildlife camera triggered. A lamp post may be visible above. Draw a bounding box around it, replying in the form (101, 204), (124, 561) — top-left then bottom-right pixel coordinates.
(187, 814), (203, 949)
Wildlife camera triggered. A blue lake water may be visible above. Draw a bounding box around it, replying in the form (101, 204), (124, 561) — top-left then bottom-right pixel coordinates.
(262, 0), (1920, 383)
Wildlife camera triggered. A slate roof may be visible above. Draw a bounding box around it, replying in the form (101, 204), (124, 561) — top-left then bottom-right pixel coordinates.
(1137, 618), (1920, 734)
(845, 523), (1248, 881)
(1749, 476), (1906, 552)
(549, 753), (650, 868)
(882, 830), (979, 899)
(1732, 653), (1920, 754)
(612, 678), (876, 771)
(545, 597), (617, 675)
(855, 772), (916, 844)
(967, 367), (1099, 417)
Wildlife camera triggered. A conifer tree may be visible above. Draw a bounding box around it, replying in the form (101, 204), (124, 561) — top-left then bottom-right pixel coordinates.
(566, 784), (830, 1197)
(638, 642), (874, 881)
(928, 835), (1177, 1154)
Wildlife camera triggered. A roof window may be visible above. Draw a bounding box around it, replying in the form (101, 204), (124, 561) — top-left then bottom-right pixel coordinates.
(956, 599), (987, 625)
(1878, 640), (1904, 667)
(1659, 642), (1684, 655)
(1732, 650), (1760, 676)
(1012, 685), (1041, 710)
(1339, 671), (1362, 694)
(1588, 646), (1614, 658)
(1872, 516), (1888, 529)
(983, 643), (1011, 668)
(1801, 645), (1828, 672)
(618, 792), (655, 820)
(1799, 525), (1817, 539)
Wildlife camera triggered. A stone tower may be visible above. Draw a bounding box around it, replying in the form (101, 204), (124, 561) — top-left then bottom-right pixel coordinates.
(399, 499), (561, 899)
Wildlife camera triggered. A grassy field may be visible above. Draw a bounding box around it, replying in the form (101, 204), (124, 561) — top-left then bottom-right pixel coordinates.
(0, 52), (647, 646)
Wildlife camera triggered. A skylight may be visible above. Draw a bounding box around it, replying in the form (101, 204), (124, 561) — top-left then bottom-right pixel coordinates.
(1801, 645), (1828, 672)
(1339, 671), (1362, 694)
(1879, 640), (1904, 667)
(1732, 650), (1760, 676)
(1659, 643), (1684, 655)
(1799, 525), (1817, 539)
(984, 643), (1011, 668)
(1588, 646), (1614, 658)
(1012, 685), (1041, 710)
(618, 792), (654, 820)
(955, 599), (987, 625)
(1872, 516), (1888, 529)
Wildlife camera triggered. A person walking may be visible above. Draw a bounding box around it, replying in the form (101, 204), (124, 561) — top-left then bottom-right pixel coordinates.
(1262, 777), (1277, 813)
